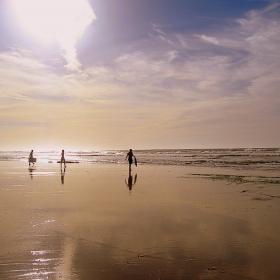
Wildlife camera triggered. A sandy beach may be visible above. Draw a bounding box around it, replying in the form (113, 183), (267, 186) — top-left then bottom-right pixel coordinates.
(0, 161), (280, 279)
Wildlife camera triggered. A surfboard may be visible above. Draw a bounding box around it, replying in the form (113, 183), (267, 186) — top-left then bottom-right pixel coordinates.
(29, 158), (36, 163)
(134, 157), (137, 167)
(57, 160), (79, 164)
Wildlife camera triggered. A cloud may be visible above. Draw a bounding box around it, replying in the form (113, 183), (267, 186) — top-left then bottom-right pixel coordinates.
(0, 49), (51, 101)
(52, 0), (96, 71)
(3, 3), (280, 108)
(103, 4), (280, 146)
(195, 34), (219, 45)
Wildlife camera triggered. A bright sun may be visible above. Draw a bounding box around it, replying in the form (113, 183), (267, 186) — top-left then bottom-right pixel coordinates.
(10, 0), (96, 70)
(10, 0), (95, 43)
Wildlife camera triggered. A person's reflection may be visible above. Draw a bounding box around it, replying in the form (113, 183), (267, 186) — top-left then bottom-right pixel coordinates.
(28, 166), (36, 179)
(61, 165), (66, 185)
(125, 170), (137, 191)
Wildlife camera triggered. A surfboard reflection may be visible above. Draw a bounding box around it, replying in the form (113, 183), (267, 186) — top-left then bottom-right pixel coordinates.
(125, 170), (137, 191)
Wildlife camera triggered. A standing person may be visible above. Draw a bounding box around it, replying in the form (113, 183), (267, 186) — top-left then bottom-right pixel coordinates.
(29, 150), (34, 166)
(125, 149), (135, 171)
(61, 149), (66, 166)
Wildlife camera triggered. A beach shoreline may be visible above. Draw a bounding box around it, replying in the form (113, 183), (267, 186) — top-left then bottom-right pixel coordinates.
(1, 161), (280, 279)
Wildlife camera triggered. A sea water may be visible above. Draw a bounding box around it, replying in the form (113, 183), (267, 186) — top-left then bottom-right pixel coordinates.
(0, 148), (279, 169)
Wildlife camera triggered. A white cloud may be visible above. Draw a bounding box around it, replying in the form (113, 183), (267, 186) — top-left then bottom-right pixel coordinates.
(196, 34), (219, 45)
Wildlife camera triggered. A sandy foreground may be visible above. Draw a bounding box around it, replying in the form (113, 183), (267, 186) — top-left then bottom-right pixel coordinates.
(0, 161), (280, 280)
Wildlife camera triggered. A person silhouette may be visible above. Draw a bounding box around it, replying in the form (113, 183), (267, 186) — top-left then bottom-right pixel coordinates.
(61, 150), (66, 166)
(125, 149), (136, 171)
(29, 150), (35, 166)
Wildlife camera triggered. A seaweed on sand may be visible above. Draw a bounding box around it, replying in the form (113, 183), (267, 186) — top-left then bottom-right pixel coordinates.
(190, 174), (280, 185)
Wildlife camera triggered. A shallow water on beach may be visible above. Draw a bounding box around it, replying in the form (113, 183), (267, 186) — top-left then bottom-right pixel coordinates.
(1, 148), (280, 169)
(0, 162), (280, 279)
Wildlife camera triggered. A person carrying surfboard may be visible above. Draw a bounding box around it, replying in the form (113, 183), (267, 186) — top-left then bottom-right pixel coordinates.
(125, 149), (137, 171)
(29, 150), (36, 166)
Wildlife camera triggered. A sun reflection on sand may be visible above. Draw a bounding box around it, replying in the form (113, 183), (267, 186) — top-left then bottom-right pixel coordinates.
(55, 237), (77, 279)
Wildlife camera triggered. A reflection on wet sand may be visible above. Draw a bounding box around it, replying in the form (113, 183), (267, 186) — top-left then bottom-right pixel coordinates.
(28, 166), (36, 179)
(55, 236), (77, 279)
(1, 163), (280, 279)
(60, 165), (66, 185)
(125, 170), (137, 191)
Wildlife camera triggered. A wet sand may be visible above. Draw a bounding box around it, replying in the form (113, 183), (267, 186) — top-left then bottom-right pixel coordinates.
(0, 161), (280, 280)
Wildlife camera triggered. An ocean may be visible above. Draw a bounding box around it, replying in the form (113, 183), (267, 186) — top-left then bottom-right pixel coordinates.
(0, 148), (279, 169)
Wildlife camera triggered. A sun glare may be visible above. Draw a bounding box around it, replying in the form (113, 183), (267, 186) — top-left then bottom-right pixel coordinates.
(10, 0), (96, 70)
(11, 0), (95, 43)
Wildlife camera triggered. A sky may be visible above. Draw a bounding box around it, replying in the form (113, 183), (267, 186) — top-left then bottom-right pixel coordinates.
(0, 0), (280, 151)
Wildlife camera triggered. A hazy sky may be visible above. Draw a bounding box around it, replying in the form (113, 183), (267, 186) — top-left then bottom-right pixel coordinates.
(1, 0), (280, 151)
